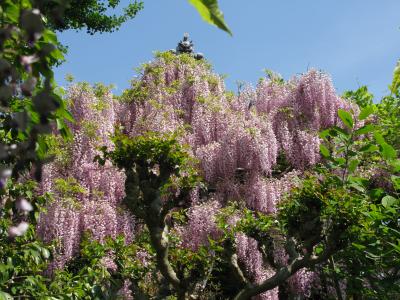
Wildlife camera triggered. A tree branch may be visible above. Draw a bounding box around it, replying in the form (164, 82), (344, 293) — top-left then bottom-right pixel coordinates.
(233, 240), (336, 300)
(230, 252), (251, 287)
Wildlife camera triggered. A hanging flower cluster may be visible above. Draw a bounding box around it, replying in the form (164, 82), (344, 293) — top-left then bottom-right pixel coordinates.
(38, 84), (134, 272)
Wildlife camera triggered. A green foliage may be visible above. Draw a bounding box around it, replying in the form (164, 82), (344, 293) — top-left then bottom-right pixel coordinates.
(318, 102), (400, 298)
(41, 0), (144, 34)
(54, 177), (87, 200)
(377, 84), (400, 150)
(263, 69), (285, 85)
(38, 134), (72, 167)
(337, 109), (354, 129)
(374, 132), (397, 160)
(0, 180), (52, 299)
(391, 60), (400, 94)
(188, 0), (232, 35)
(343, 86), (374, 108)
(0, 0), (73, 179)
(91, 82), (113, 111)
(104, 131), (195, 176)
(80, 119), (100, 141)
(101, 131), (199, 190)
(280, 174), (364, 250)
(155, 51), (213, 70)
(1, 1), (234, 299)
(53, 234), (140, 299)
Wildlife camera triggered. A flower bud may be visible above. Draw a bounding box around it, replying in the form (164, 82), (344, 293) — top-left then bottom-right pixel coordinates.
(8, 221), (29, 237)
(16, 198), (33, 212)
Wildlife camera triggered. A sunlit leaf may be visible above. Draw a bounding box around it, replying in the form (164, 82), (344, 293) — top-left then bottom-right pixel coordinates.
(331, 126), (350, 137)
(188, 0), (232, 35)
(319, 129), (331, 140)
(319, 144), (330, 158)
(0, 291), (12, 300)
(338, 109), (354, 129)
(359, 143), (379, 153)
(354, 124), (376, 136)
(352, 243), (366, 250)
(388, 242), (400, 254)
(390, 159), (400, 172)
(381, 144), (397, 160)
(334, 157), (346, 165)
(358, 105), (376, 120)
(391, 175), (400, 190)
(5, 2), (19, 23)
(382, 195), (398, 208)
(348, 159), (359, 173)
(374, 132), (397, 160)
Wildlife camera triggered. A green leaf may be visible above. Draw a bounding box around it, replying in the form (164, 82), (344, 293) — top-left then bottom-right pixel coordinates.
(358, 105), (376, 120)
(354, 124), (376, 136)
(319, 144), (330, 158)
(359, 143), (378, 153)
(352, 243), (366, 250)
(188, 0), (232, 35)
(338, 109), (354, 129)
(0, 291), (12, 300)
(374, 132), (397, 160)
(5, 2), (19, 23)
(42, 29), (58, 44)
(348, 159), (359, 173)
(381, 144), (397, 160)
(314, 245), (323, 255)
(391, 175), (400, 190)
(369, 188), (385, 200)
(41, 248), (50, 259)
(50, 49), (65, 61)
(334, 157), (346, 165)
(319, 129), (331, 140)
(332, 126), (349, 137)
(390, 159), (400, 172)
(390, 60), (400, 94)
(382, 195), (398, 208)
(0, 264), (10, 285)
(348, 176), (368, 192)
(388, 242), (400, 254)
(373, 132), (386, 145)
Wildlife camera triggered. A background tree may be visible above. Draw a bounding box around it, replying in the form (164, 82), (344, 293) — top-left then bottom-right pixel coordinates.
(40, 0), (144, 34)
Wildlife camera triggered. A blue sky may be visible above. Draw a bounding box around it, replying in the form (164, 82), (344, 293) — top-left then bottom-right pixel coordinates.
(55, 0), (400, 99)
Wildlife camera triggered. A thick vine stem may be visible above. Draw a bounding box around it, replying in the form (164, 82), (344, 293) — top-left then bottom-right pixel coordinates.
(230, 253), (251, 287)
(233, 240), (336, 300)
(147, 221), (181, 289)
(123, 169), (145, 218)
(124, 167), (189, 298)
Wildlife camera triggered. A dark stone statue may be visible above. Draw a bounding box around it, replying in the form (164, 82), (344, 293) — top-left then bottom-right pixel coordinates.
(176, 33), (193, 54)
(171, 33), (204, 60)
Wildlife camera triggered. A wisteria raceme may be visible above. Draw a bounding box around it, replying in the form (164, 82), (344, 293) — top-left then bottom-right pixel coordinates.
(38, 84), (134, 272)
(236, 234), (278, 300)
(244, 170), (300, 214)
(287, 268), (316, 298)
(255, 70), (351, 169)
(37, 52), (351, 298)
(178, 199), (222, 251)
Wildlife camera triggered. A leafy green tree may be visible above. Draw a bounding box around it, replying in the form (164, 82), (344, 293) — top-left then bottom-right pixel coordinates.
(318, 99), (400, 299)
(40, 0), (144, 34)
